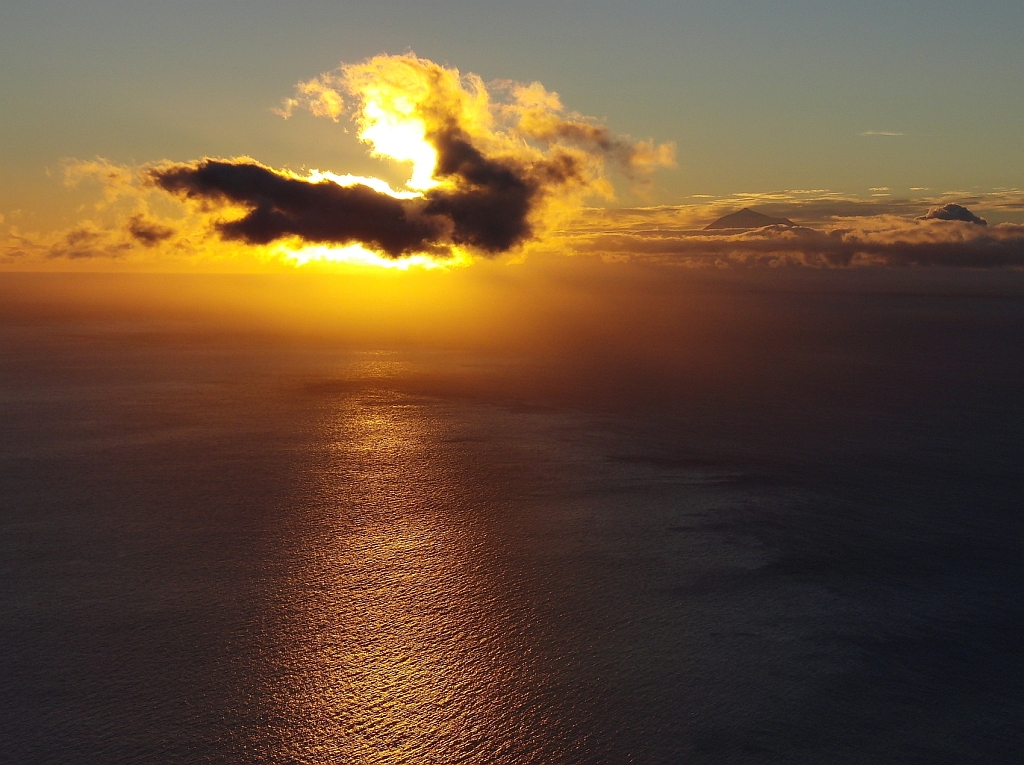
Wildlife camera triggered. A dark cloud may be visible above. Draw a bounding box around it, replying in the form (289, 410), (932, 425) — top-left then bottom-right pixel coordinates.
(918, 204), (987, 225)
(152, 160), (444, 257)
(421, 126), (540, 252)
(150, 126), (590, 257)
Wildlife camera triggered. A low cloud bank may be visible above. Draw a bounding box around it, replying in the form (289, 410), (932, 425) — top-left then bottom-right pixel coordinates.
(570, 213), (1024, 268)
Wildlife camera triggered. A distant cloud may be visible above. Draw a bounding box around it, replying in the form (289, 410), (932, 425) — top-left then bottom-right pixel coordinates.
(917, 203), (987, 225)
(860, 130), (904, 137)
(869, 187), (889, 192)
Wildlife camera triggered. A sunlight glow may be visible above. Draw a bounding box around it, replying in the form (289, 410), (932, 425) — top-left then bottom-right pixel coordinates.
(276, 242), (466, 270)
(306, 170), (422, 199)
(358, 95), (439, 191)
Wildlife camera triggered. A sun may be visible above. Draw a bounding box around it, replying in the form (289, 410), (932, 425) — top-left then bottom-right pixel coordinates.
(359, 95), (439, 192)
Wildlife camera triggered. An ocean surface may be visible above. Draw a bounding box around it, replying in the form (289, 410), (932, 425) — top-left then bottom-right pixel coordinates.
(1, 273), (1022, 763)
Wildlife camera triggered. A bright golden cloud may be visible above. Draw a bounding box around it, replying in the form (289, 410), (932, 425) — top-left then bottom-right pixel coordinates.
(2, 54), (674, 270)
(144, 53), (676, 263)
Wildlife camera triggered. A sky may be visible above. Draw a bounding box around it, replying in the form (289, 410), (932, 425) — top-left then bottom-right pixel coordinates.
(2, 0), (1023, 271)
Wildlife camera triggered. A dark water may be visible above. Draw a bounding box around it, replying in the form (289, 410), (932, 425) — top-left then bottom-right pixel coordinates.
(1, 281), (1022, 763)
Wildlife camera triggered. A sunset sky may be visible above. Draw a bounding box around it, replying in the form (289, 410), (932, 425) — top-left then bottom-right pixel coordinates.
(2, 0), (1023, 271)
(3, 5), (1024, 763)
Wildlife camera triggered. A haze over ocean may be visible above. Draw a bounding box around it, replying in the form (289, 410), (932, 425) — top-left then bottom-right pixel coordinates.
(1, 268), (1021, 763)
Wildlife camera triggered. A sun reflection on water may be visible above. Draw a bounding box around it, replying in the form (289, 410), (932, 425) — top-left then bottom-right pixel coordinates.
(261, 372), (575, 764)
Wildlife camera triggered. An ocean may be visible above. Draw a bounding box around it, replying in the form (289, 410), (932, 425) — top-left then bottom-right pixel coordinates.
(1, 270), (1021, 763)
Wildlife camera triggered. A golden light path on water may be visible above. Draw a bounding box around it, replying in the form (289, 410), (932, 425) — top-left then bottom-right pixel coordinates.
(258, 359), (581, 764)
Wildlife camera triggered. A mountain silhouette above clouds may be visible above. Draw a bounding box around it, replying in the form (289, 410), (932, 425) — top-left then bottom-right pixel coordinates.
(704, 207), (796, 230)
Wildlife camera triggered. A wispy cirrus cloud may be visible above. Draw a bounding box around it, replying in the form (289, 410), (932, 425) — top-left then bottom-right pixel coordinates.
(860, 130), (905, 137)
